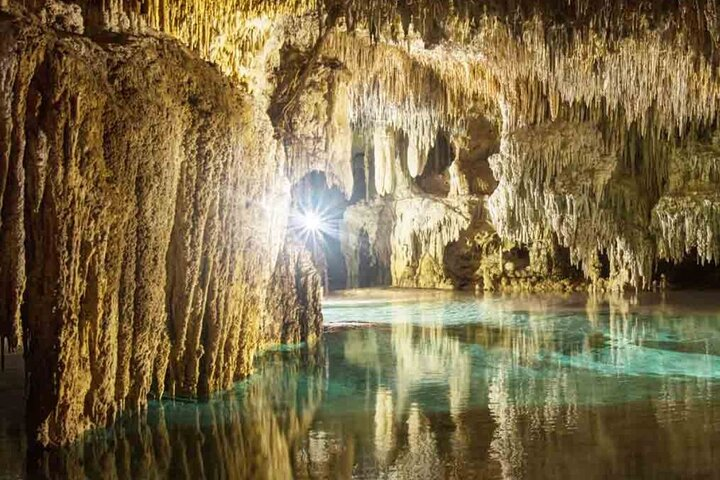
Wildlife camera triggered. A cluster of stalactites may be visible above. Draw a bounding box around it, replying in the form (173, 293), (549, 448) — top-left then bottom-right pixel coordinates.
(367, 125), (441, 197)
(489, 111), (720, 290)
(99, 0), (317, 35)
(66, 0), (720, 136)
(81, 0), (319, 103)
(653, 196), (720, 266)
(323, 0), (720, 139)
(391, 198), (475, 275)
(483, 17), (720, 139)
(324, 32), (496, 160)
(317, 2), (720, 259)
(337, 0), (719, 40)
(341, 197), (478, 289)
(652, 137), (720, 266)
(63, 1), (720, 166)
(488, 119), (655, 290)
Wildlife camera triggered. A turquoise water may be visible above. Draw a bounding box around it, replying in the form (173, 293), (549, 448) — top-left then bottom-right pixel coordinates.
(3, 290), (720, 479)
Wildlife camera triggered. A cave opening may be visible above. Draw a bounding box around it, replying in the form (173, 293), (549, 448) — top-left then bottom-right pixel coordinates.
(290, 171), (348, 292)
(349, 131), (374, 204)
(597, 251), (612, 279)
(414, 131), (454, 196)
(655, 250), (720, 289)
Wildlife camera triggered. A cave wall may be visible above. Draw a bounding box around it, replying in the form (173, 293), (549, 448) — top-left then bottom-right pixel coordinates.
(0, 7), (323, 447)
(3, 0), (720, 449)
(264, 240), (323, 346)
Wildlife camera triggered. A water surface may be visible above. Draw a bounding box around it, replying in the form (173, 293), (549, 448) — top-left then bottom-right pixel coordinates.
(2, 290), (720, 479)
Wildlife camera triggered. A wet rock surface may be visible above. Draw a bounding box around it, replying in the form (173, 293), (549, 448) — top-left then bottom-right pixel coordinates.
(0, 9), (322, 447)
(3, 0), (720, 453)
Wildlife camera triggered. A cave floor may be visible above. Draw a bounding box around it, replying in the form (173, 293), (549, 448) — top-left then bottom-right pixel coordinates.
(2, 290), (720, 478)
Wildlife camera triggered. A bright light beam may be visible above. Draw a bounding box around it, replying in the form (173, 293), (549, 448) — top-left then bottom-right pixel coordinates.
(302, 210), (323, 233)
(291, 207), (334, 247)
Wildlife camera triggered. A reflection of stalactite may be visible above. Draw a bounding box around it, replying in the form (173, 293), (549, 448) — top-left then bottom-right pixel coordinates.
(373, 387), (395, 466)
(448, 341), (471, 422)
(488, 367), (525, 480)
(395, 404), (443, 479)
(390, 315), (472, 418)
(32, 345), (326, 479)
(325, 293), (720, 477)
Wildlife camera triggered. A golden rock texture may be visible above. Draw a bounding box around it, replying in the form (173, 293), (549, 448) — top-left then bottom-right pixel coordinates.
(10, 0), (720, 296)
(3, 0), (720, 448)
(23, 345), (326, 479)
(264, 240), (323, 346)
(0, 8), (322, 447)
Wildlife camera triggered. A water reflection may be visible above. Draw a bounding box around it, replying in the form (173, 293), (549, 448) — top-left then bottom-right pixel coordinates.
(3, 291), (720, 479)
(314, 291), (720, 479)
(27, 346), (325, 479)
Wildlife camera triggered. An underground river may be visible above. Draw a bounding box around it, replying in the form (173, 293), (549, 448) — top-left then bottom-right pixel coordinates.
(2, 289), (720, 479)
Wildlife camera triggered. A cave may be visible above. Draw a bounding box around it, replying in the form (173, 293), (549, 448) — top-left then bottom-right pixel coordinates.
(414, 131), (454, 196)
(290, 170), (348, 292)
(1, 0), (720, 478)
(655, 250), (720, 290)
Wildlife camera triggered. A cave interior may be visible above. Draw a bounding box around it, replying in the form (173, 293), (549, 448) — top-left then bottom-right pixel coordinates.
(0, 0), (720, 474)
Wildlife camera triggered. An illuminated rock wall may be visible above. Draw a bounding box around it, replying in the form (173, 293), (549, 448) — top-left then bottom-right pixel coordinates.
(0, 9), (322, 446)
(4, 0), (720, 448)
(12, 0), (720, 295)
(327, 1), (720, 291)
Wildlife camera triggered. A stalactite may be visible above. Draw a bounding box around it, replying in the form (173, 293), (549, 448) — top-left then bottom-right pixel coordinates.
(273, 41), (355, 196)
(5, 0), (720, 450)
(264, 240), (324, 347)
(0, 10), (322, 447)
(487, 119), (661, 290)
(340, 200), (394, 289)
(652, 136), (720, 265)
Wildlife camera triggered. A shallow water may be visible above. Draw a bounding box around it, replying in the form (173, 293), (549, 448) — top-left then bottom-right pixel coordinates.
(2, 290), (720, 479)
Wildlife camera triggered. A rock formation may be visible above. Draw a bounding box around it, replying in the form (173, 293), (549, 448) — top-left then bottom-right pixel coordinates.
(2, 0), (720, 449)
(24, 344), (326, 479)
(325, 1), (720, 293)
(0, 3), (324, 447)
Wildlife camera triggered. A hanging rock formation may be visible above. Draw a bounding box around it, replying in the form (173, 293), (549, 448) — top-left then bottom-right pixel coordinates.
(264, 240), (323, 346)
(0, 5), (323, 447)
(326, 0), (720, 292)
(3, 0), (720, 450)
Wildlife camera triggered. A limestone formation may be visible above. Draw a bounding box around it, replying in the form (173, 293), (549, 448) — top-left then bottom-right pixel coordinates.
(0, 6), (322, 447)
(25, 344), (326, 479)
(3, 0), (720, 451)
(264, 240), (323, 346)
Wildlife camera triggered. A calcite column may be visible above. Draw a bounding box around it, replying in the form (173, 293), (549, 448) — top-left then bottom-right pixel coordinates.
(0, 11), (324, 447)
